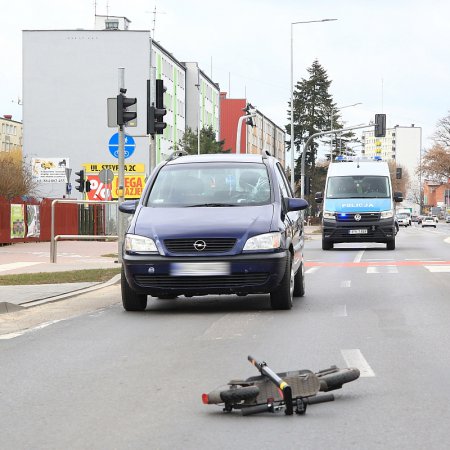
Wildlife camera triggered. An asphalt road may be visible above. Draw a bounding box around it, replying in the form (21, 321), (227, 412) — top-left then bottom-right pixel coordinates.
(1, 223), (449, 450)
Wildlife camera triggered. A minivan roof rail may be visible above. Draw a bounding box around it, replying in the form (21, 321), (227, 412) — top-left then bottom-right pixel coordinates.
(167, 150), (189, 161)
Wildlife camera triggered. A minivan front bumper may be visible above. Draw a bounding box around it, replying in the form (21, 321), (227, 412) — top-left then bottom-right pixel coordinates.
(122, 251), (288, 297)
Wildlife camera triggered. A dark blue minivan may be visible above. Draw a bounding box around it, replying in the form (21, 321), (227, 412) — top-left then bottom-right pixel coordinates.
(119, 151), (308, 311)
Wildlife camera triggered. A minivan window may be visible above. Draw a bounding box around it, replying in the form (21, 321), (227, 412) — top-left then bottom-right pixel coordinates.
(326, 176), (390, 199)
(146, 162), (271, 207)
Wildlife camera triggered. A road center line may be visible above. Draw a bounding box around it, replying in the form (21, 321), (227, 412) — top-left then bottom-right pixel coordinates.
(340, 280), (351, 288)
(341, 349), (375, 377)
(333, 304), (347, 317)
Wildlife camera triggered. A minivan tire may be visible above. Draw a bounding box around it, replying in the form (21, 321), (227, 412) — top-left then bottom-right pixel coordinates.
(386, 239), (395, 250)
(121, 267), (148, 311)
(293, 261), (305, 297)
(270, 252), (293, 310)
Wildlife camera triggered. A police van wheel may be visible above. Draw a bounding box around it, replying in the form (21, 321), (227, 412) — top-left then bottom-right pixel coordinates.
(322, 239), (333, 250)
(386, 239), (395, 250)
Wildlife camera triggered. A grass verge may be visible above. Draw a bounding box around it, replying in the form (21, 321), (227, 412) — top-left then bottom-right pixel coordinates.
(0, 268), (121, 286)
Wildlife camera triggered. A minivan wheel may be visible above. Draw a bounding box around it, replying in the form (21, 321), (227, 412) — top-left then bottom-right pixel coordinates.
(322, 238), (333, 250)
(293, 261), (305, 297)
(270, 252), (293, 310)
(121, 267), (148, 311)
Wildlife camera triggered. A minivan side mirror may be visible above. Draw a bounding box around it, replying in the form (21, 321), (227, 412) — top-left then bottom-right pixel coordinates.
(119, 200), (139, 214)
(286, 197), (309, 212)
(394, 192), (403, 203)
(315, 192), (324, 203)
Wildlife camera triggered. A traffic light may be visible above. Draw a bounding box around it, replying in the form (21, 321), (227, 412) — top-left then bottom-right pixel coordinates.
(75, 170), (85, 193)
(374, 114), (386, 137)
(147, 79), (167, 135)
(243, 103), (255, 127)
(396, 167), (402, 179)
(304, 175), (312, 195)
(154, 79), (167, 134)
(117, 90), (137, 126)
(85, 179), (91, 193)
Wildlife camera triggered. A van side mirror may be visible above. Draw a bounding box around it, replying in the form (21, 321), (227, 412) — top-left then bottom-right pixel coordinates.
(394, 192), (403, 203)
(315, 192), (323, 203)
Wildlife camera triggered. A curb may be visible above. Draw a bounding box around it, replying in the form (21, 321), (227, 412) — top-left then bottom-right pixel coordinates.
(18, 274), (122, 310)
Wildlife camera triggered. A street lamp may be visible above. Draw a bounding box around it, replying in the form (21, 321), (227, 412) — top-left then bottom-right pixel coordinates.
(330, 102), (362, 158)
(290, 18), (337, 194)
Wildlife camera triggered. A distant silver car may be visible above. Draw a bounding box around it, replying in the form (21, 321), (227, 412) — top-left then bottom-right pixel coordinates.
(446, 216), (450, 223)
(422, 217), (436, 228)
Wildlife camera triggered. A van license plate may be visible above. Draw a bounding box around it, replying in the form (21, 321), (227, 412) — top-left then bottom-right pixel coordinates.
(171, 262), (230, 276)
(349, 229), (368, 234)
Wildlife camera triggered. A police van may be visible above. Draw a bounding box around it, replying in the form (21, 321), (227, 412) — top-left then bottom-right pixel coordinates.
(315, 158), (403, 250)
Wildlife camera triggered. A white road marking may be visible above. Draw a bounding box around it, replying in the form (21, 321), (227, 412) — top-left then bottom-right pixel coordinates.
(0, 262), (43, 273)
(367, 265), (398, 274)
(445, 237), (450, 244)
(305, 267), (319, 274)
(364, 259), (394, 261)
(333, 304), (347, 317)
(354, 250), (365, 263)
(0, 319), (64, 340)
(425, 265), (450, 273)
(340, 280), (351, 288)
(341, 349), (375, 377)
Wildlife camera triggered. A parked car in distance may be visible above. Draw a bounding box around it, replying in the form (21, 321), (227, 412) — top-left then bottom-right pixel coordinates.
(422, 216), (437, 228)
(396, 214), (410, 227)
(446, 216), (450, 223)
(119, 151), (309, 312)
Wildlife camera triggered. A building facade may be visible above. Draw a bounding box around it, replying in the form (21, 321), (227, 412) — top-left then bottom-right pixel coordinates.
(219, 93), (285, 164)
(0, 115), (23, 153)
(362, 125), (422, 210)
(183, 62), (220, 140)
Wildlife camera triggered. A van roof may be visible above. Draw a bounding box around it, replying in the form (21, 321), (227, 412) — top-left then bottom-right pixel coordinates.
(327, 161), (390, 177)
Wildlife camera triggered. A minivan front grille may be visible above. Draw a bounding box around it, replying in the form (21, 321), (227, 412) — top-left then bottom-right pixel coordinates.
(164, 238), (236, 253)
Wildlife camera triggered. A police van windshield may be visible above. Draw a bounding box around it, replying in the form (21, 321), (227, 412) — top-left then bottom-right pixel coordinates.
(146, 162), (271, 207)
(326, 176), (390, 199)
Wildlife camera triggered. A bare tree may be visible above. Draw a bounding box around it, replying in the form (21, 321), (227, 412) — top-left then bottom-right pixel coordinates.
(0, 151), (38, 199)
(432, 111), (450, 147)
(421, 144), (450, 181)
(388, 160), (409, 194)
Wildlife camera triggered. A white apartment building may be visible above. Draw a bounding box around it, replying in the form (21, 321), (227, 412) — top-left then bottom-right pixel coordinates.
(362, 125), (422, 208)
(183, 62), (220, 139)
(0, 115), (23, 152)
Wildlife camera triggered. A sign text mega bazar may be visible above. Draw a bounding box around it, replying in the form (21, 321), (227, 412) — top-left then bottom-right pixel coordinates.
(83, 163), (146, 200)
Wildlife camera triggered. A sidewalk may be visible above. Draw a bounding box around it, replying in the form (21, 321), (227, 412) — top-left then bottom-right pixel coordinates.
(0, 240), (120, 310)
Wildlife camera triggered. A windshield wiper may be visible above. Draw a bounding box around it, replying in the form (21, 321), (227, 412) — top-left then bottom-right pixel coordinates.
(186, 203), (237, 207)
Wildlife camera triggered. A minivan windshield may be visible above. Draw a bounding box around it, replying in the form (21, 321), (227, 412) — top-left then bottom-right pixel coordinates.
(326, 176), (390, 199)
(146, 162), (271, 207)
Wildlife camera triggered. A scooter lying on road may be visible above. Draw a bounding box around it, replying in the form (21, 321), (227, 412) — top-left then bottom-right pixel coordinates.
(202, 355), (360, 416)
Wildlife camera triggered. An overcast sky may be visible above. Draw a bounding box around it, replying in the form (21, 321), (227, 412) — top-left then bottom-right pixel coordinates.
(1, 0), (449, 150)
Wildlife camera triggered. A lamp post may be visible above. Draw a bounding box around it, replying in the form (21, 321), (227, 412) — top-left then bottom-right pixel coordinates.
(290, 18), (337, 194)
(330, 102), (362, 159)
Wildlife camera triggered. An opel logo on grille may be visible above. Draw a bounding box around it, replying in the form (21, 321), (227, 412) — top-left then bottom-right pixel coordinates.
(354, 214), (362, 222)
(193, 240), (206, 251)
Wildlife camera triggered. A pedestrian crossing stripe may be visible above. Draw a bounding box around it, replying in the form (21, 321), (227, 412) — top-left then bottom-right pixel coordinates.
(424, 266), (450, 273)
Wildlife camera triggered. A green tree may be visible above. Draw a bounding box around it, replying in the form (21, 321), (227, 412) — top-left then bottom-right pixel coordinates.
(178, 126), (230, 154)
(286, 60), (356, 195)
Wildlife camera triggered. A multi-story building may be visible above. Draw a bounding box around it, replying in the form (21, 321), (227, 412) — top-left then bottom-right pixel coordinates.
(0, 115), (23, 153)
(183, 62), (220, 141)
(219, 93), (285, 165)
(362, 125), (422, 210)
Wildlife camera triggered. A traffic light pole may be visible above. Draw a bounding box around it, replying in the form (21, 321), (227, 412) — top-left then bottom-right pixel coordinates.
(117, 68), (126, 263)
(236, 113), (256, 154)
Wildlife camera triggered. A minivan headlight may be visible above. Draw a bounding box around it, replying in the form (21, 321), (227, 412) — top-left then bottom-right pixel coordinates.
(323, 210), (336, 220)
(125, 234), (158, 253)
(243, 232), (281, 251)
(380, 210), (394, 219)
